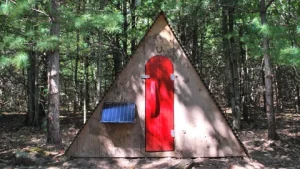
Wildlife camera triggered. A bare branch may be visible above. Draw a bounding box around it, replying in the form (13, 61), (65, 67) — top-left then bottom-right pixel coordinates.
(9, 0), (17, 4)
(31, 8), (49, 17)
(266, 0), (275, 10)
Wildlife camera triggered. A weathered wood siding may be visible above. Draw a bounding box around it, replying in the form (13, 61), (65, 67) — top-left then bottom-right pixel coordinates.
(66, 14), (246, 157)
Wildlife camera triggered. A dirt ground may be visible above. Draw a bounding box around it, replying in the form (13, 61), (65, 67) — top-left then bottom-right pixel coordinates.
(0, 111), (299, 169)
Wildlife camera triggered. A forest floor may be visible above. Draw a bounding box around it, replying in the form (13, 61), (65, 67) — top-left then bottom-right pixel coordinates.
(0, 110), (300, 169)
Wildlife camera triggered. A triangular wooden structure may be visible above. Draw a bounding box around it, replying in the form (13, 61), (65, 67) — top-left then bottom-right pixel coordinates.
(65, 12), (247, 158)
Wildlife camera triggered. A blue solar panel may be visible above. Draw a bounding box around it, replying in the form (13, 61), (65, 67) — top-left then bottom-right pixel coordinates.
(100, 102), (135, 123)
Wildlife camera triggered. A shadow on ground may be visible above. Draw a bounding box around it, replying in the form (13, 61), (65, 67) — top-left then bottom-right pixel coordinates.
(0, 112), (299, 169)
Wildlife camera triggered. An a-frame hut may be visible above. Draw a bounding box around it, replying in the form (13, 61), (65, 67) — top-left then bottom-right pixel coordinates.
(65, 12), (247, 158)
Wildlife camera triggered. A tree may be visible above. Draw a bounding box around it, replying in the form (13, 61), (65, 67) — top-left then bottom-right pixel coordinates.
(222, 2), (241, 130)
(260, 0), (277, 140)
(47, 0), (62, 144)
(130, 0), (136, 54)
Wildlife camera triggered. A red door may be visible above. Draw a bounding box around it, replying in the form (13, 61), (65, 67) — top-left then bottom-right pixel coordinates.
(145, 55), (174, 151)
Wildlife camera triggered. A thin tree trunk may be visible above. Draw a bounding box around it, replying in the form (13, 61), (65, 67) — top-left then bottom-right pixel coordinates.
(199, 29), (204, 76)
(122, 0), (128, 60)
(239, 26), (248, 122)
(274, 65), (279, 110)
(276, 66), (283, 109)
(114, 0), (121, 77)
(73, 1), (81, 114)
(180, 22), (186, 46)
(245, 46), (250, 119)
(96, 32), (102, 99)
(34, 52), (40, 126)
(40, 54), (48, 128)
(25, 20), (34, 124)
(32, 0), (40, 126)
(223, 8), (239, 129)
(83, 55), (87, 124)
(73, 31), (80, 113)
(296, 85), (299, 113)
(47, 0), (62, 144)
(228, 6), (241, 129)
(26, 54), (35, 125)
(261, 62), (267, 112)
(260, 0), (276, 140)
(130, 0), (136, 54)
(222, 8), (233, 110)
(96, 0), (106, 99)
(179, 1), (187, 45)
(293, 67), (299, 113)
(83, 36), (90, 123)
(113, 34), (121, 77)
(192, 23), (198, 64)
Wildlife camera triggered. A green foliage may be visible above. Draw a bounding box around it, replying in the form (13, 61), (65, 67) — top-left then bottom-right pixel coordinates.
(73, 9), (123, 34)
(251, 17), (271, 37)
(0, 3), (13, 15)
(259, 24), (271, 37)
(0, 52), (28, 70)
(3, 35), (27, 50)
(12, 52), (28, 69)
(36, 35), (59, 51)
(279, 47), (300, 66)
(74, 14), (92, 29)
(0, 1), (33, 17)
(0, 56), (11, 69)
(97, 13), (123, 33)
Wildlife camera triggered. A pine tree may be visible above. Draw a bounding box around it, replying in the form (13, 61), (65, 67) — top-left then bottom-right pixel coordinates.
(260, 0), (276, 140)
(47, 0), (62, 144)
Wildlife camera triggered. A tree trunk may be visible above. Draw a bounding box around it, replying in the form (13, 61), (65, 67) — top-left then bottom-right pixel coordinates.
(26, 53), (35, 125)
(122, 0), (128, 60)
(83, 36), (91, 123)
(223, 7), (240, 129)
(199, 28), (204, 76)
(276, 66), (283, 110)
(179, 2), (187, 46)
(34, 52), (40, 126)
(47, 0), (62, 144)
(73, 1), (81, 114)
(113, 34), (121, 77)
(296, 85), (299, 113)
(261, 62), (267, 112)
(40, 54), (48, 129)
(222, 8), (233, 109)
(130, 0), (136, 54)
(239, 26), (248, 122)
(260, 0), (276, 140)
(228, 6), (241, 129)
(96, 0), (106, 99)
(293, 67), (299, 113)
(32, 0), (40, 126)
(83, 54), (87, 124)
(192, 23), (198, 64)
(113, 1), (121, 77)
(73, 31), (80, 113)
(96, 32), (102, 99)
(274, 65), (279, 110)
